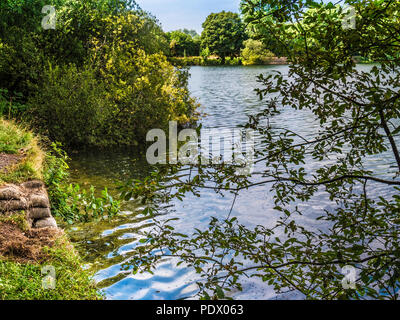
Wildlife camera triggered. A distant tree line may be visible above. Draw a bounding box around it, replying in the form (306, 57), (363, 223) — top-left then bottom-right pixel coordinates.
(165, 11), (277, 65)
(165, 29), (200, 57)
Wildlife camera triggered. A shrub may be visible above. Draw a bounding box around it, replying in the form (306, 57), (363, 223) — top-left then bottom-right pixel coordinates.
(225, 57), (242, 66)
(0, 89), (27, 118)
(28, 64), (110, 147)
(0, 34), (44, 99)
(169, 56), (204, 66)
(1, 0), (195, 148)
(241, 39), (275, 65)
(166, 30), (200, 57)
(28, 10), (197, 148)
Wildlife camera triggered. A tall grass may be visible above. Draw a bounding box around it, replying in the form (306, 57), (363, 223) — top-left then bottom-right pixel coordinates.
(0, 118), (44, 183)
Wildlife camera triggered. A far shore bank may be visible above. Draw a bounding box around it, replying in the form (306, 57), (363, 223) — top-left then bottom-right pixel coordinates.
(168, 56), (375, 67)
(168, 56), (288, 66)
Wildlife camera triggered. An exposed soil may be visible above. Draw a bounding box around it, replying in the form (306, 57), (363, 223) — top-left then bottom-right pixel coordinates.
(0, 153), (22, 173)
(0, 222), (63, 264)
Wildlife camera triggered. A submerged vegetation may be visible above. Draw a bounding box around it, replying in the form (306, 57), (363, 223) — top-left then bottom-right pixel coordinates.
(0, 117), (121, 224)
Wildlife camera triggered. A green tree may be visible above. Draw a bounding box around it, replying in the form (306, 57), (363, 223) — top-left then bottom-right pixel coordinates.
(0, 0), (169, 99)
(29, 10), (197, 148)
(241, 39), (275, 65)
(123, 0), (400, 300)
(180, 28), (199, 38)
(0, 0), (194, 148)
(166, 30), (200, 56)
(201, 11), (246, 63)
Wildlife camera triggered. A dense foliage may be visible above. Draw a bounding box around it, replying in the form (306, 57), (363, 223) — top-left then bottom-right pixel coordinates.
(201, 11), (247, 63)
(164, 12), (278, 66)
(166, 30), (200, 57)
(122, 0), (400, 300)
(241, 39), (275, 65)
(0, 0), (196, 148)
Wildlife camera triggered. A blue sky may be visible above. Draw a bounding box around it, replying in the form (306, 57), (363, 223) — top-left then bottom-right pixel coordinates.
(136, 0), (242, 33)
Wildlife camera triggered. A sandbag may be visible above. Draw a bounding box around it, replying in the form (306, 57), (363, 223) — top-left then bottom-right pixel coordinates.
(34, 216), (58, 229)
(0, 186), (21, 200)
(29, 207), (51, 219)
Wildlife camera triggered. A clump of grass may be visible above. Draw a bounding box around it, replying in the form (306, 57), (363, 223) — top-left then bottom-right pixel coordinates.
(0, 118), (44, 184)
(0, 234), (103, 300)
(0, 211), (30, 231)
(0, 119), (32, 154)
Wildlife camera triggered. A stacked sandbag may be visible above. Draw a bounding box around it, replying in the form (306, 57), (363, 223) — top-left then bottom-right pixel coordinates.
(0, 181), (57, 229)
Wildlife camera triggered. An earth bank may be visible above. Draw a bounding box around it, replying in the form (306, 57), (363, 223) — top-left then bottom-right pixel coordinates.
(0, 118), (102, 300)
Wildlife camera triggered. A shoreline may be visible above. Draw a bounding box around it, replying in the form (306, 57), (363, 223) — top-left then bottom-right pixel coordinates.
(168, 56), (289, 66)
(0, 118), (102, 300)
(169, 56), (375, 66)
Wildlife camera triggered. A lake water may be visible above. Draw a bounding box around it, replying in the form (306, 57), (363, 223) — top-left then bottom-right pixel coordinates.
(65, 65), (397, 300)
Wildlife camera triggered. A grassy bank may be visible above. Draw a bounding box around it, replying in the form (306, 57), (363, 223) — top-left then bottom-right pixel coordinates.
(0, 119), (44, 184)
(0, 118), (103, 300)
(0, 231), (101, 299)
